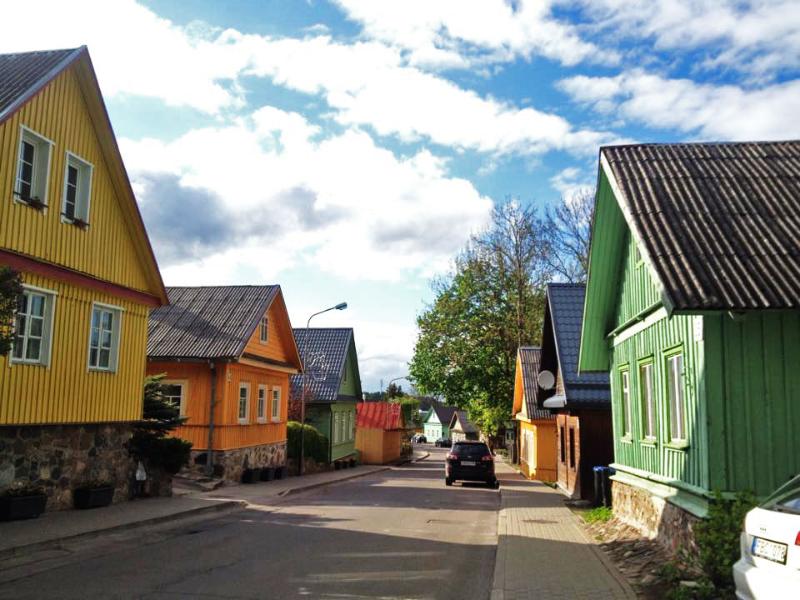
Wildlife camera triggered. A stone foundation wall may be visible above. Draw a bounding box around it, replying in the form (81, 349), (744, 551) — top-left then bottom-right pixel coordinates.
(192, 441), (286, 482)
(0, 423), (136, 511)
(612, 479), (700, 555)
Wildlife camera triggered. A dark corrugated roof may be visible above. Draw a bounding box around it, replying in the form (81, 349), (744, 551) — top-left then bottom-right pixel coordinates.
(0, 48), (83, 124)
(428, 404), (458, 426)
(602, 141), (800, 311)
(519, 347), (553, 420)
(148, 286), (279, 359)
(290, 328), (355, 404)
(450, 410), (479, 434)
(547, 284), (610, 407)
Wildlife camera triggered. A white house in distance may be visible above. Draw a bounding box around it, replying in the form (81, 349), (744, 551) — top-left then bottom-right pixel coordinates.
(423, 405), (457, 442)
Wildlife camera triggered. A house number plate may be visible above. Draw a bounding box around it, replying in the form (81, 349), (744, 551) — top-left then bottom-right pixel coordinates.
(751, 537), (787, 564)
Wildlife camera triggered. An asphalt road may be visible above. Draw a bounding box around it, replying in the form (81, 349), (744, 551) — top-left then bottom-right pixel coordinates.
(0, 447), (499, 599)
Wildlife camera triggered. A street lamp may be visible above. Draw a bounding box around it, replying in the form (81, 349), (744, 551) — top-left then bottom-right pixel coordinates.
(300, 301), (348, 476)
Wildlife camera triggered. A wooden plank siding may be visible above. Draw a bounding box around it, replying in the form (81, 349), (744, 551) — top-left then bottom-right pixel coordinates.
(0, 272), (149, 424)
(613, 231), (661, 327)
(241, 299), (295, 364)
(704, 312), (800, 496)
(610, 313), (708, 493)
(0, 66), (151, 292)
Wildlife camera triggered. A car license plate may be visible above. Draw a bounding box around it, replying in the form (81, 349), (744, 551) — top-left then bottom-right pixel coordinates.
(752, 537), (788, 564)
(461, 460), (476, 466)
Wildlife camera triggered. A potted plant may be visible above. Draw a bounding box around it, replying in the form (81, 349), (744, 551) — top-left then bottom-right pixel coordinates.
(241, 468), (261, 484)
(0, 483), (47, 521)
(259, 467), (275, 482)
(274, 466), (286, 480)
(73, 480), (115, 509)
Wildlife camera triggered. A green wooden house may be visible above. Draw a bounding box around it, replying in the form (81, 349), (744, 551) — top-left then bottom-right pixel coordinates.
(423, 405), (457, 442)
(291, 328), (363, 465)
(579, 141), (800, 547)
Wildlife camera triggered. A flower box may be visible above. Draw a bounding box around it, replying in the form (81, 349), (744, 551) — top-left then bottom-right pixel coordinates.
(0, 493), (47, 521)
(241, 468), (261, 484)
(73, 485), (114, 509)
(274, 466), (286, 480)
(259, 468), (275, 482)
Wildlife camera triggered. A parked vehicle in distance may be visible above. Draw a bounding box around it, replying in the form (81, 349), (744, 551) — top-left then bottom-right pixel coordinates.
(435, 438), (451, 448)
(445, 441), (499, 489)
(734, 473), (800, 599)
(412, 434), (427, 444)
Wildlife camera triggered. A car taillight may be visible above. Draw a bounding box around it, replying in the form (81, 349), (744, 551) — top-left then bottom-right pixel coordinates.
(446, 453), (457, 460)
(795, 531), (800, 546)
(481, 455), (493, 462)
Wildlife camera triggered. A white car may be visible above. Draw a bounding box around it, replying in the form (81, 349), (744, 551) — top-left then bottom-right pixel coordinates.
(734, 474), (800, 599)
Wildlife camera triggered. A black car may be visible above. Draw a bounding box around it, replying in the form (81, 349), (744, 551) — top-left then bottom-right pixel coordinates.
(445, 441), (499, 488)
(434, 437), (451, 448)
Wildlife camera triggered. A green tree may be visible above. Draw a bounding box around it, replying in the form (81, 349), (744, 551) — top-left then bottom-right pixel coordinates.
(384, 382), (405, 399)
(410, 201), (550, 435)
(0, 267), (23, 355)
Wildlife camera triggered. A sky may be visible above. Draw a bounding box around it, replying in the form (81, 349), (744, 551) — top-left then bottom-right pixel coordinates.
(3, 1), (799, 391)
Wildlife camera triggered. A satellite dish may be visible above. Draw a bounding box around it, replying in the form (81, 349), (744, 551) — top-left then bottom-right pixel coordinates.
(538, 370), (555, 390)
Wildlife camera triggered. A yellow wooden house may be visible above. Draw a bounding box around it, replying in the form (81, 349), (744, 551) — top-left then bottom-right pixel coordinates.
(0, 47), (167, 510)
(511, 346), (557, 482)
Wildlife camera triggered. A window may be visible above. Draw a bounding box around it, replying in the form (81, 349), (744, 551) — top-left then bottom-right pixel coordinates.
(568, 428), (576, 469)
(11, 287), (55, 366)
(271, 386), (281, 422)
(620, 368), (631, 438)
(347, 410), (354, 441)
(639, 361), (656, 440)
(259, 317), (268, 344)
(88, 304), (121, 371)
(62, 152), (92, 224)
(238, 383), (250, 424)
(559, 426), (566, 463)
(257, 385), (267, 422)
(14, 126), (52, 207)
(342, 364), (347, 383)
(667, 353), (687, 442)
(162, 382), (187, 418)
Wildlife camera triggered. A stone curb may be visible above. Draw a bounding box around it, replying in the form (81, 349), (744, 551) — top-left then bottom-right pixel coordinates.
(0, 499), (245, 560)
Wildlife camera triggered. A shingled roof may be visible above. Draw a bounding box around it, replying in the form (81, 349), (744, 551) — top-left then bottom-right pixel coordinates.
(427, 404), (458, 427)
(148, 286), (279, 360)
(518, 347), (553, 421)
(542, 284), (610, 407)
(290, 328), (361, 404)
(450, 410), (479, 434)
(601, 141), (800, 311)
(0, 47), (83, 124)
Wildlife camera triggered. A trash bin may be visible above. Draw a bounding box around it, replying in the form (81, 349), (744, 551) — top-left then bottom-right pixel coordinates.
(593, 466), (615, 507)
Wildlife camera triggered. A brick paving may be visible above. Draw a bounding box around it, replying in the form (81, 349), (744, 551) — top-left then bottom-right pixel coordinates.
(491, 458), (635, 600)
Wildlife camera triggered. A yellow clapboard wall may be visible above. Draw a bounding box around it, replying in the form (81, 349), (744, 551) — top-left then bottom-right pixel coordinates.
(0, 272), (149, 425)
(0, 66), (151, 293)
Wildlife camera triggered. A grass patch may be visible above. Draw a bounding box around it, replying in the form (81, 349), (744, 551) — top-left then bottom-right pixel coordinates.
(583, 506), (613, 524)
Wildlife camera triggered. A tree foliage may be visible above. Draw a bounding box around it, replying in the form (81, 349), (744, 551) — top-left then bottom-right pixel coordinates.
(0, 268), (23, 356)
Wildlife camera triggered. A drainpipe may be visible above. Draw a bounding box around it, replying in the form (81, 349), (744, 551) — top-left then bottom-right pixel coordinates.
(206, 360), (217, 477)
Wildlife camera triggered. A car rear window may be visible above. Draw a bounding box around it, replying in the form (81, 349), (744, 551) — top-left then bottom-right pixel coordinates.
(453, 444), (490, 459)
(762, 474), (800, 515)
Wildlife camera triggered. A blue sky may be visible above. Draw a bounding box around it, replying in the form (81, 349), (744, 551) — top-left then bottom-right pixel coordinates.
(4, 1), (799, 390)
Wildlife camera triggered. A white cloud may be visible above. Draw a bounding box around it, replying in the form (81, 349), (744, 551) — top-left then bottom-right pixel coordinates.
(559, 71), (800, 140)
(574, 0), (800, 81)
(333, 0), (618, 69)
(120, 107), (493, 282)
(550, 167), (594, 200)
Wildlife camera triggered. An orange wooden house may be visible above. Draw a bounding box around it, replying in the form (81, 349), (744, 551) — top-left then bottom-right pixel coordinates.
(147, 286), (302, 481)
(511, 347), (557, 482)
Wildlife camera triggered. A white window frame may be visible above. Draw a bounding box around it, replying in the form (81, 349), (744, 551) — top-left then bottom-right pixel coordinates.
(271, 386), (281, 422)
(162, 380), (188, 418)
(238, 382), (250, 424)
(620, 367), (631, 438)
(61, 151), (93, 225)
(667, 352), (687, 443)
(639, 361), (656, 441)
(10, 284), (57, 367)
(14, 125), (53, 208)
(87, 302), (123, 372)
(259, 316), (268, 344)
(257, 384), (267, 423)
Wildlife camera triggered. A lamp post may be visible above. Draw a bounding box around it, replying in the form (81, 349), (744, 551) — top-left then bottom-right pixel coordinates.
(299, 301), (348, 476)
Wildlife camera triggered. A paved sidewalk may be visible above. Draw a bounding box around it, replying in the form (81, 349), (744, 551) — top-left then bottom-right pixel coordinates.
(491, 459), (635, 600)
(0, 452), (426, 558)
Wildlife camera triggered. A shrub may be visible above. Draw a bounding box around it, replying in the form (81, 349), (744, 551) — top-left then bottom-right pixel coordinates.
(287, 421), (329, 464)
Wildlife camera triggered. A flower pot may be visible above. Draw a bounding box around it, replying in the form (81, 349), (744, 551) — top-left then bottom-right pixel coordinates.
(241, 468), (261, 484)
(349, 459), (357, 468)
(259, 468), (275, 481)
(274, 466), (286, 480)
(0, 494), (47, 521)
(73, 486), (115, 510)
